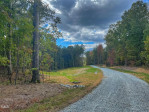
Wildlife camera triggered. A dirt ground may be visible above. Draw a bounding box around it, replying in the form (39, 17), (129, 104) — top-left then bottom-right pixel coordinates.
(0, 83), (65, 112)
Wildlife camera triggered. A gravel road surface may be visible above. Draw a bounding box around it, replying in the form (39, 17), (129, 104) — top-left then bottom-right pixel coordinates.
(60, 65), (149, 112)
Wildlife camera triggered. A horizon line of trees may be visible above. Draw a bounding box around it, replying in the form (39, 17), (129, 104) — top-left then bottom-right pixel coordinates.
(52, 45), (85, 70)
(86, 1), (149, 67)
(86, 44), (106, 65)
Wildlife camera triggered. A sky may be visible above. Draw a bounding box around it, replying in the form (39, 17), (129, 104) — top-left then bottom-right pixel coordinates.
(42, 0), (147, 51)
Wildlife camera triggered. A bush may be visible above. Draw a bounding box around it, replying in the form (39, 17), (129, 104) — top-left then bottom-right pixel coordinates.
(0, 56), (9, 66)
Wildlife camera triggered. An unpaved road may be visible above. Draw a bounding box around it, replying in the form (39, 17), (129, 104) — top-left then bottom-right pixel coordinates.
(61, 66), (149, 112)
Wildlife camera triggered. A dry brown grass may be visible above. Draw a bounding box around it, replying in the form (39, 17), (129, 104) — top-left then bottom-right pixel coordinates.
(134, 68), (149, 74)
(50, 76), (70, 84)
(110, 66), (149, 83)
(111, 66), (149, 74)
(74, 72), (103, 87)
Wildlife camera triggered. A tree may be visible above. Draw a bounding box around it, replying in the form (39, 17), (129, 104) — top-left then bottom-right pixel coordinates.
(141, 36), (149, 66)
(85, 44), (104, 65)
(31, 0), (61, 83)
(104, 1), (148, 66)
(141, 22), (149, 66)
(97, 44), (104, 64)
(122, 1), (148, 66)
(0, 0), (61, 84)
(107, 49), (116, 66)
(51, 45), (84, 70)
(31, 0), (40, 83)
(86, 51), (94, 65)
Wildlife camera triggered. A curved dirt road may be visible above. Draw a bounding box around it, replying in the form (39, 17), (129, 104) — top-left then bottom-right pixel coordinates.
(60, 66), (149, 112)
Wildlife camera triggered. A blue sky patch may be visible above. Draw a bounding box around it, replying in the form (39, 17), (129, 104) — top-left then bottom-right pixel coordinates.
(56, 38), (94, 47)
(144, 0), (149, 3)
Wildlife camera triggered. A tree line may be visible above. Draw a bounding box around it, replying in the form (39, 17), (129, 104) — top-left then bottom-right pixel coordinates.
(51, 45), (84, 71)
(86, 44), (106, 65)
(0, 0), (84, 84)
(86, 1), (149, 67)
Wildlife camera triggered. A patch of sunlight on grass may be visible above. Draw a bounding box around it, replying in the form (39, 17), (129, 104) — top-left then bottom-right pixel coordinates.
(41, 66), (98, 84)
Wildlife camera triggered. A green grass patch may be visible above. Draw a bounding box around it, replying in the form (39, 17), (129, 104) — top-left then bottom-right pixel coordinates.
(41, 66), (100, 83)
(86, 67), (99, 73)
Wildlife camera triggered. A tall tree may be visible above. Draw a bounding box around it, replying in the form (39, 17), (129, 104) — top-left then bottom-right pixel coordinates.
(97, 44), (104, 64)
(122, 1), (148, 65)
(31, 0), (40, 83)
(105, 1), (148, 66)
(31, 0), (61, 83)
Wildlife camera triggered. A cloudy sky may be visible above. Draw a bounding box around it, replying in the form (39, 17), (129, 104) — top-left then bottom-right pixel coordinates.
(43, 0), (147, 50)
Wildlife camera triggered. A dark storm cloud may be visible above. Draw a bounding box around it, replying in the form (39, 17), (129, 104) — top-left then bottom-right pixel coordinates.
(70, 0), (135, 28)
(50, 0), (137, 43)
(50, 0), (76, 12)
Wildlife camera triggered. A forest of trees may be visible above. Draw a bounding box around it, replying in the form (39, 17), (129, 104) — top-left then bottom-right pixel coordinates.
(51, 45), (84, 71)
(86, 1), (149, 67)
(0, 0), (84, 84)
(86, 44), (106, 65)
(1, 0), (149, 84)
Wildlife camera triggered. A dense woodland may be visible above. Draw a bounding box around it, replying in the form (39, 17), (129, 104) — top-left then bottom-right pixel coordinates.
(1, 0), (149, 84)
(86, 1), (149, 67)
(0, 0), (84, 84)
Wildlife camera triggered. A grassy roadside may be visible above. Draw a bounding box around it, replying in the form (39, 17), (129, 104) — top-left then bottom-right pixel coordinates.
(110, 67), (149, 83)
(17, 66), (103, 112)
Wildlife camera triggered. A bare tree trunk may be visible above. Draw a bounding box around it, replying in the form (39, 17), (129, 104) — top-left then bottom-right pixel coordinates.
(124, 45), (127, 66)
(31, 0), (40, 83)
(15, 37), (19, 85)
(7, 0), (13, 84)
(72, 55), (74, 67)
(125, 58), (127, 66)
(22, 51), (25, 74)
(7, 23), (12, 84)
(8, 51), (12, 84)
(22, 52), (26, 83)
